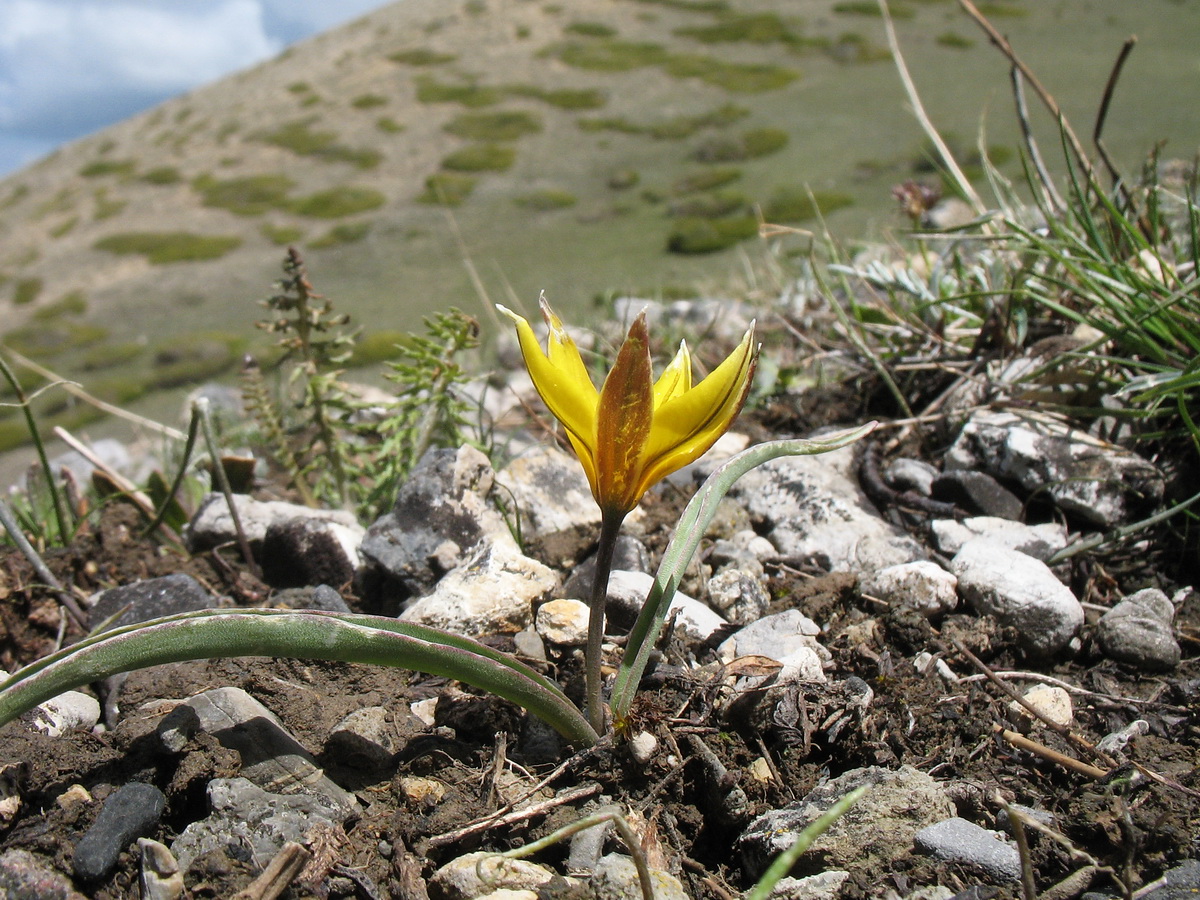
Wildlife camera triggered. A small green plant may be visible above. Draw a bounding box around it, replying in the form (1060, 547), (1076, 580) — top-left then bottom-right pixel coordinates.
(376, 117), (405, 133)
(252, 248), (357, 508)
(31, 291), (86, 321)
(674, 12), (805, 46)
(503, 84), (608, 110)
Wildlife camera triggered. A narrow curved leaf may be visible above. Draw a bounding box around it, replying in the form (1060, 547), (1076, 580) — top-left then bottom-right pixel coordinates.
(0, 608), (599, 747)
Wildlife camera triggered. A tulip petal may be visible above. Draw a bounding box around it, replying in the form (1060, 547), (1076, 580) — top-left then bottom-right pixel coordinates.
(497, 303), (598, 454)
(653, 340), (692, 407)
(636, 325), (757, 493)
(595, 311), (654, 513)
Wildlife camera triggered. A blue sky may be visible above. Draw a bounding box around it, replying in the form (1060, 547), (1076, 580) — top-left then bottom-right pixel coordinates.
(0, 0), (395, 177)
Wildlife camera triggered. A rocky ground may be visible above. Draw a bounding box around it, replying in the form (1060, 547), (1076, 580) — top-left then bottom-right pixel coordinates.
(0, 303), (1197, 900)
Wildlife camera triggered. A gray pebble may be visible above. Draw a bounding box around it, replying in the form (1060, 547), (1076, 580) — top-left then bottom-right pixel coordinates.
(73, 782), (166, 881)
(914, 817), (1021, 882)
(1097, 588), (1181, 672)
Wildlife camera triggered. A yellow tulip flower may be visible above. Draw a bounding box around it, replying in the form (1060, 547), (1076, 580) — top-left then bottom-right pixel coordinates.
(499, 298), (757, 518)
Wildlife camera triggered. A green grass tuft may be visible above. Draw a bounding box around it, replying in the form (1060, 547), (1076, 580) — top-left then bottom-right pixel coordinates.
(351, 93), (389, 109)
(415, 76), (503, 107)
(444, 110), (543, 141)
(565, 21), (618, 37)
(140, 166), (184, 185)
(693, 126), (788, 162)
(376, 117), (406, 133)
(193, 173), (295, 216)
(260, 224), (305, 245)
(79, 159), (136, 179)
(388, 48), (458, 65)
(309, 222), (373, 248)
(671, 167), (742, 195)
(13, 278), (43, 306)
(255, 119), (382, 168)
(514, 189), (579, 211)
(31, 291), (86, 320)
(504, 85), (608, 110)
(763, 187), (854, 222)
(417, 173), (476, 206)
(93, 231), (243, 263)
(79, 341), (144, 371)
(674, 12), (805, 45)
(287, 186), (386, 218)
(441, 144), (517, 172)
(666, 215), (757, 253)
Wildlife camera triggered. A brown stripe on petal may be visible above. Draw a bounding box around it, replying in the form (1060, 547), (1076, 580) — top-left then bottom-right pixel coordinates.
(595, 311), (654, 514)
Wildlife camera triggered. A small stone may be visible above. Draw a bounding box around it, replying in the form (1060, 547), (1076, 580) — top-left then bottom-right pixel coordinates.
(512, 628), (547, 662)
(0, 849), (90, 899)
(930, 516), (1069, 562)
(21, 691), (101, 737)
(914, 817), (1021, 882)
(260, 517), (362, 588)
(429, 852), (556, 900)
(950, 540), (1083, 657)
(535, 599), (589, 646)
(861, 561), (958, 618)
(88, 572), (214, 629)
(73, 782), (167, 881)
(628, 731), (658, 765)
(138, 838), (184, 900)
(737, 765), (954, 878)
(326, 706), (397, 773)
(1007, 686), (1073, 733)
(411, 698), (438, 727)
(718, 609), (825, 668)
(607, 570), (727, 645)
(885, 457), (938, 495)
(592, 852), (689, 900)
(767, 871), (850, 900)
(188, 493), (360, 553)
(1096, 588), (1181, 672)
(171, 777), (350, 872)
(156, 686), (357, 813)
(748, 758), (773, 783)
(930, 470), (1024, 520)
(401, 541), (558, 637)
(707, 566), (771, 624)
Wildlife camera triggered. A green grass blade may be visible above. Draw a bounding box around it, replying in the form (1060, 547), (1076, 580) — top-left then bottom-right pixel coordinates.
(610, 425), (876, 724)
(0, 608), (599, 746)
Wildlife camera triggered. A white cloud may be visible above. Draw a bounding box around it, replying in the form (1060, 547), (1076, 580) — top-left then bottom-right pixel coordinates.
(0, 0), (395, 175)
(0, 0), (279, 138)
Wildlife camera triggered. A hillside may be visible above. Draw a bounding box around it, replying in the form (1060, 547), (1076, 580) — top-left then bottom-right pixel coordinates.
(0, 0), (1195, 455)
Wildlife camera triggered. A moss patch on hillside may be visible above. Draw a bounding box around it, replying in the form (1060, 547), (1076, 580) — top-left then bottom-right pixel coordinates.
(254, 119), (382, 169)
(287, 186), (386, 218)
(444, 110), (543, 141)
(93, 232), (243, 263)
(194, 174), (295, 216)
(441, 144), (517, 172)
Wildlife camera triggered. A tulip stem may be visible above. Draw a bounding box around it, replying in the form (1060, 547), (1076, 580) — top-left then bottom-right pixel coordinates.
(586, 510), (624, 734)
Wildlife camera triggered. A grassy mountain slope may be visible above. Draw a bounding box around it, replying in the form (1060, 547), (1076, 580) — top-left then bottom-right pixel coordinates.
(0, 0), (1195, 454)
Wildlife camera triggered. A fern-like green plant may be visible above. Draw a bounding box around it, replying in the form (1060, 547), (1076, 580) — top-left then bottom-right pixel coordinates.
(364, 310), (483, 516)
(254, 248), (358, 508)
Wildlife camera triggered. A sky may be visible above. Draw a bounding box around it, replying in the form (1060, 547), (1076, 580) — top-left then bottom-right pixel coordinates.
(0, 0), (395, 178)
